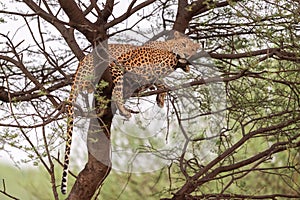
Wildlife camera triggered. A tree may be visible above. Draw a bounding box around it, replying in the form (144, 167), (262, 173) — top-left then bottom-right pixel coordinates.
(0, 0), (299, 199)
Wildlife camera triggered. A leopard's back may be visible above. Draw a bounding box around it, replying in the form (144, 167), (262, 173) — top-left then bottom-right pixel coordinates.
(61, 32), (199, 194)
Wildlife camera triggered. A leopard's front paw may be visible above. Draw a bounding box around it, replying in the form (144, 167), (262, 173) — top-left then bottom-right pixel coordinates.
(156, 92), (166, 108)
(119, 106), (139, 119)
(120, 109), (132, 119)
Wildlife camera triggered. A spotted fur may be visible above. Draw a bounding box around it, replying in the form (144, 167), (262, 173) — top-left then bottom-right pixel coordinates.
(61, 31), (199, 194)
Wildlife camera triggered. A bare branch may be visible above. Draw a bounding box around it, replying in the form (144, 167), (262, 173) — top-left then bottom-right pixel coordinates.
(105, 0), (156, 29)
(23, 0), (84, 59)
(183, 193), (300, 200)
(0, 180), (19, 200)
(0, 53), (59, 108)
(171, 116), (300, 199)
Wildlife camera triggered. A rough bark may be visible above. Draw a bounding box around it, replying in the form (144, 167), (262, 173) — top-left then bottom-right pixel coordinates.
(173, 0), (236, 32)
(66, 42), (114, 199)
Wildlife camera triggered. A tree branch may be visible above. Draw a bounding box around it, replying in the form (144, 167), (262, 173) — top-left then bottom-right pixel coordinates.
(23, 0), (84, 59)
(207, 48), (281, 60)
(101, 0), (115, 22)
(173, 0), (240, 32)
(182, 193), (300, 200)
(104, 0), (156, 29)
(57, 0), (93, 31)
(0, 54), (59, 108)
(0, 180), (20, 200)
(171, 115), (300, 199)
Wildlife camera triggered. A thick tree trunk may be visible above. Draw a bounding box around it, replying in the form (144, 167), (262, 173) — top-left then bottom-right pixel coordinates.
(67, 43), (113, 199)
(67, 115), (112, 200)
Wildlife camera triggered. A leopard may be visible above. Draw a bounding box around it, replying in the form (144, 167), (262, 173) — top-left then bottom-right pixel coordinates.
(61, 31), (199, 194)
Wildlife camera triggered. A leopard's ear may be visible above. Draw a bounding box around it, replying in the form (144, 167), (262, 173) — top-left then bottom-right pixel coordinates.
(173, 31), (182, 38)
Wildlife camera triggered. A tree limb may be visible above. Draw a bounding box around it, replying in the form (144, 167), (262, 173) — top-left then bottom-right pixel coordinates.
(171, 115), (300, 199)
(23, 0), (84, 59)
(104, 0), (156, 29)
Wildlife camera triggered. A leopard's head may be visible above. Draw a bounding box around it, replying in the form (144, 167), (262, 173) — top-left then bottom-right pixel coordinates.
(168, 31), (200, 59)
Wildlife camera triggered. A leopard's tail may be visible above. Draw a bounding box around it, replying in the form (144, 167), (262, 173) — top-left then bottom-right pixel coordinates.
(61, 103), (74, 195)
